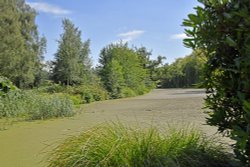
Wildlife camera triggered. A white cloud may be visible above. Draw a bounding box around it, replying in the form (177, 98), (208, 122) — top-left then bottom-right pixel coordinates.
(170, 33), (188, 40)
(27, 2), (71, 15)
(117, 30), (145, 42)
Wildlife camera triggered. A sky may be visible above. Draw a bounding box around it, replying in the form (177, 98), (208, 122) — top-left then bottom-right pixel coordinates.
(26, 0), (200, 66)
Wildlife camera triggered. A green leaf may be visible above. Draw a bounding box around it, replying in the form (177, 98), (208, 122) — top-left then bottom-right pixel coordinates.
(225, 36), (237, 47)
(243, 100), (250, 111)
(182, 19), (194, 27)
(184, 29), (194, 36)
(188, 14), (200, 24)
(183, 38), (195, 49)
(195, 6), (204, 17)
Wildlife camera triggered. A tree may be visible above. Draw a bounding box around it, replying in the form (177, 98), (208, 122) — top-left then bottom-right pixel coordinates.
(0, 0), (25, 86)
(34, 36), (47, 86)
(156, 51), (205, 88)
(98, 42), (150, 98)
(53, 19), (91, 85)
(105, 60), (125, 98)
(135, 46), (152, 69)
(184, 0), (250, 164)
(0, 0), (46, 88)
(79, 39), (93, 83)
(135, 47), (165, 87)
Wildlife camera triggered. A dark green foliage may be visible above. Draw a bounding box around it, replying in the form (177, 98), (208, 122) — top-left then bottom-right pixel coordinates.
(48, 123), (234, 167)
(53, 19), (91, 86)
(135, 47), (166, 90)
(0, 90), (74, 120)
(65, 84), (108, 104)
(37, 82), (108, 105)
(0, 0), (46, 88)
(34, 36), (47, 87)
(98, 43), (153, 98)
(184, 0), (250, 164)
(37, 83), (66, 94)
(0, 76), (17, 97)
(157, 50), (205, 88)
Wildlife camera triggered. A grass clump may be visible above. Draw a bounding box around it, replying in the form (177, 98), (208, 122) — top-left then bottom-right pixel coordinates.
(0, 90), (74, 120)
(48, 123), (235, 167)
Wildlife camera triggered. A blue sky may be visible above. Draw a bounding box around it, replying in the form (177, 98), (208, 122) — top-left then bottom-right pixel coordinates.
(27, 0), (199, 66)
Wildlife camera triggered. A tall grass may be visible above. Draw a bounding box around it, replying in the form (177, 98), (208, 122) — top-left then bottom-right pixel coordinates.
(0, 91), (74, 120)
(48, 123), (236, 167)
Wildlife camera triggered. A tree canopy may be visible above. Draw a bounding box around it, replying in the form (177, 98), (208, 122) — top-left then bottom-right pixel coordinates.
(0, 0), (46, 88)
(98, 43), (153, 98)
(52, 19), (91, 86)
(156, 50), (205, 88)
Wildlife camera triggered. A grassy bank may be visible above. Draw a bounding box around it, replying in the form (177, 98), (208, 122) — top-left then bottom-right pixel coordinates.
(48, 123), (236, 167)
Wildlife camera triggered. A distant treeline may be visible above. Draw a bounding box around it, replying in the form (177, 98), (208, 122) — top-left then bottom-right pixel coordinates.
(155, 50), (206, 88)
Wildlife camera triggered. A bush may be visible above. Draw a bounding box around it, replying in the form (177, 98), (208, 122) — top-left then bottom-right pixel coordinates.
(0, 76), (17, 97)
(67, 94), (82, 105)
(37, 83), (109, 104)
(37, 83), (65, 93)
(135, 85), (151, 95)
(183, 0), (250, 164)
(120, 87), (136, 98)
(67, 85), (108, 103)
(48, 123), (235, 167)
(0, 91), (74, 120)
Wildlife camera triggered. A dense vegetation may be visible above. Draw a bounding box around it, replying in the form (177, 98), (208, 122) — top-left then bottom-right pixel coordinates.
(0, 91), (73, 120)
(98, 43), (155, 98)
(156, 50), (206, 88)
(48, 123), (235, 167)
(184, 0), (250, 165)
(52, 19), (92, 86)
(0, 0), (46, 88)
(0, 76), (17, 96)
(0, 77), (74, 120)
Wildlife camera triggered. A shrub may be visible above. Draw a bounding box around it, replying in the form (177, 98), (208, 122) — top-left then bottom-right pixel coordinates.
(121, 87), (136, 98)
(135, 85), (151, 95)
(0, 76), (17, 97)
(68, 85), (108, 103)
(37, 83), (109, 104)
(0, 91), (74, 120)
(48, 123), (235, 167)
(183, 0), (250, 164)
(68, 95), (82, 105)
(37, 84), (65, 93)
